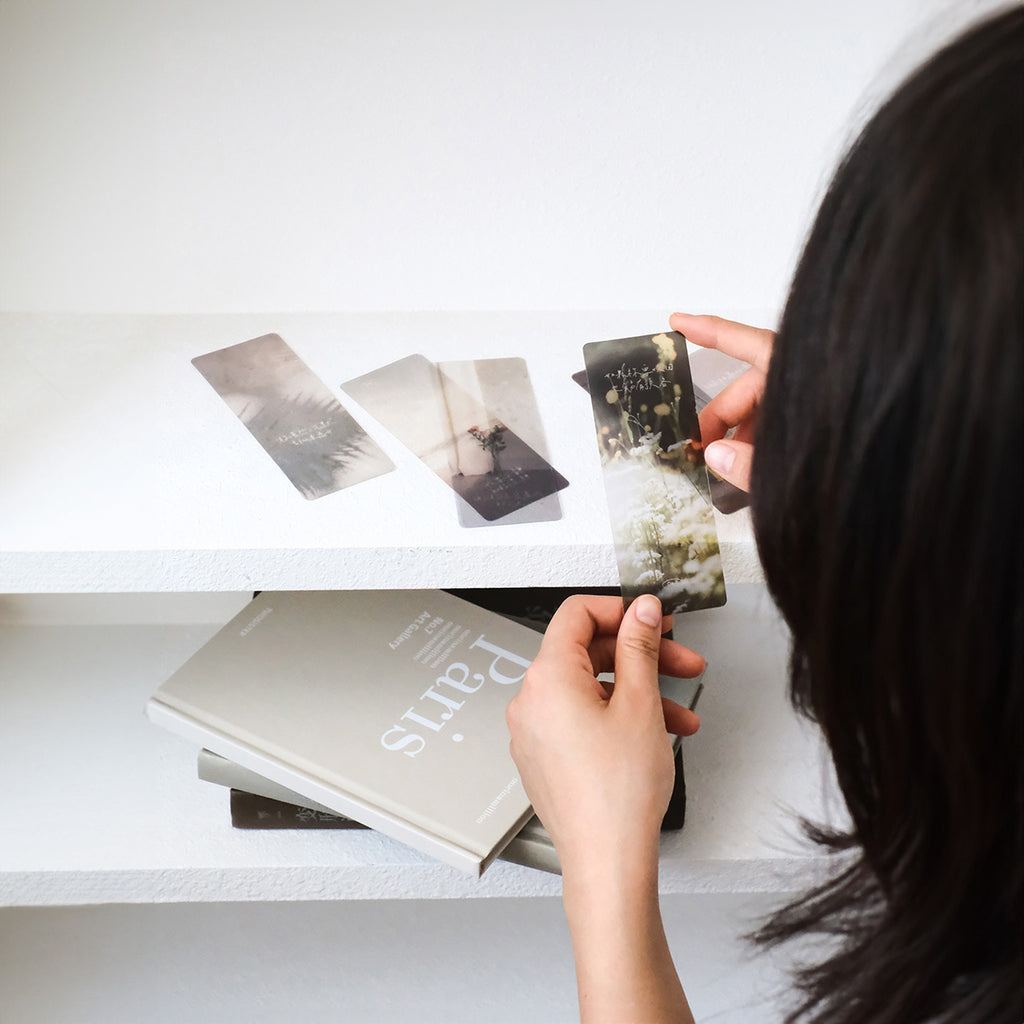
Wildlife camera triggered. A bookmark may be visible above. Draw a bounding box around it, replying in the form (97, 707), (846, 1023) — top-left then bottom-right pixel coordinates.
(343, 355), (567, 524)
(193, 333), (393, 500)
(582, 332), (727, 613)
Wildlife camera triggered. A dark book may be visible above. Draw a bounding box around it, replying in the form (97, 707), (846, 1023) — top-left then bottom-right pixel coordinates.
(229, 789), (369, 830)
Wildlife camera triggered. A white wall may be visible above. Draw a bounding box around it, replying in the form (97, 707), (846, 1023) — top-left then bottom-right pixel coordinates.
(0, 3), (998, 1020)
(0, 0), (999, 319)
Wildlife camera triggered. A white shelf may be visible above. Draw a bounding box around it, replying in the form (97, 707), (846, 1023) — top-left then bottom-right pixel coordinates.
(0, 311), (800, 909)
(0, 311), (763, 593)
(0, 585), (835, 906)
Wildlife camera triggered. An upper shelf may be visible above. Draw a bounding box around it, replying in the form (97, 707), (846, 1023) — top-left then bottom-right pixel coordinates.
(0, 311), (763, 593)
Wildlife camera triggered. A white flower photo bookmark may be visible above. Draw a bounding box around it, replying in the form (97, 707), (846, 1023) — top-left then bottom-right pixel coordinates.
(582, 332), (727, 613)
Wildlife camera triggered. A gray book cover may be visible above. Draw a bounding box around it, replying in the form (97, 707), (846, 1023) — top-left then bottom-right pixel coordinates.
(147, 590), (543, 875)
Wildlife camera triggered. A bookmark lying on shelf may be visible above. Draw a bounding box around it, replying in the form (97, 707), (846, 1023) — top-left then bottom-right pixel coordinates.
(342, 354), (567, 525)
(582, 331), (727, 614)
(193, 333), (394, 500)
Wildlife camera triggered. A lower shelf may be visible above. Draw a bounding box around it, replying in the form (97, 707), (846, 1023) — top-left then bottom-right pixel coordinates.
(0, 585), (836, 906)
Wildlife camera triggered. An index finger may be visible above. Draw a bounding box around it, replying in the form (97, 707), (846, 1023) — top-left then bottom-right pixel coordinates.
(669, 313), (774, 373)
(698, 367), (765, 445)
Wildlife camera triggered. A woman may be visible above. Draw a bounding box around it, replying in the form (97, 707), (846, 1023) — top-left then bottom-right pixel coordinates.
(506, 7), (1023, 1023)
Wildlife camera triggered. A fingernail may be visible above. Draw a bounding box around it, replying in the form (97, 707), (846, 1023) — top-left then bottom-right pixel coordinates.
(634, 594), (662, 627)
(705, 441), (736, 476)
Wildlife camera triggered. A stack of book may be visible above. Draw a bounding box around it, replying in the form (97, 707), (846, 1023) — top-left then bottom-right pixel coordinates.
(197, 742), (692, 875)
(146, 588), (701, 876)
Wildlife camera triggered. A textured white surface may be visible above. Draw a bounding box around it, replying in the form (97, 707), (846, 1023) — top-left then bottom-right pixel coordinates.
(0, 585), (837, 907)
(0, 895), (797, 1023)
(0, 311), (763, 592)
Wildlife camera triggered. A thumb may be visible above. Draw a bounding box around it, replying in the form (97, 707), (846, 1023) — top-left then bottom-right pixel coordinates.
(704, 439), (754, 493)
(613, 594), (665, 703)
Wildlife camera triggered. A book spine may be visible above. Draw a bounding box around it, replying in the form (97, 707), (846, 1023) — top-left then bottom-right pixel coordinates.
(499, 830), (562, 875)
(198, 749), (344, 817)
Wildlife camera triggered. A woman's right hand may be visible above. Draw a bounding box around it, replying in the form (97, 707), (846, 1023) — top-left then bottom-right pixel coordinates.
(668, 313), (775, 493)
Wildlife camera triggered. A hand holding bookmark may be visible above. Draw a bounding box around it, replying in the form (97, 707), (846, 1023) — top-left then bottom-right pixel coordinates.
(506, 592), (700, 1024)
(506, 593), (702, 874)
(669, 313), (775, 493)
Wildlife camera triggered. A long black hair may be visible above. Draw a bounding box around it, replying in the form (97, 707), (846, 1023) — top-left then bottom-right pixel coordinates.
(750, 7), (1023, 1023)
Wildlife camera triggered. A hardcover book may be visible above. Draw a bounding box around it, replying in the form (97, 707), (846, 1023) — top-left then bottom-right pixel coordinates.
(146, 589), (543, 875)
(202, 740), (690, 876)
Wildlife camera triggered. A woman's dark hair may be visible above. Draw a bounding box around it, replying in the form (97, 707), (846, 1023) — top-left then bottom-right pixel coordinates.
(750, 7), (1023, 1023)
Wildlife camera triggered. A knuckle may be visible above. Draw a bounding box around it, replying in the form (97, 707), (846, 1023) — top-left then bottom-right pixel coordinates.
(555, 594), (587, 619)
(558, 592), (617, 618)
(619, 632), (662, 661)
(505, 694), (521, 731)
(521, 660), (542, 690)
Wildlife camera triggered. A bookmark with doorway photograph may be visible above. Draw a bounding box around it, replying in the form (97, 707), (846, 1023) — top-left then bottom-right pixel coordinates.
(342, 354), (568, 525)
(436, 357), (566, 526)
(582, 331), (727, 614)
(193, 333), (394, 500)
